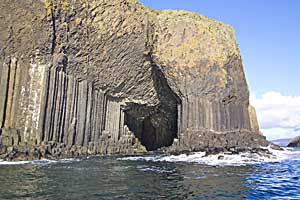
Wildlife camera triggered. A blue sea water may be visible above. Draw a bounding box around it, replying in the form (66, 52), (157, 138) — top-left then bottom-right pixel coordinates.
(0, 147), (299, 199)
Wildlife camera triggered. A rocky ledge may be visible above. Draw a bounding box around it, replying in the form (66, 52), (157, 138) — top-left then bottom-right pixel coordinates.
(0, 0), (270, 161)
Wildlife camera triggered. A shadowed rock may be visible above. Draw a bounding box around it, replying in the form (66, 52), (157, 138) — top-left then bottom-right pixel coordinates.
(287, 136), (300, 147)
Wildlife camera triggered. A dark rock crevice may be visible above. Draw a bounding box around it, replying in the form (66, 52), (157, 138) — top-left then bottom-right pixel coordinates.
(50, 5), (57, 55)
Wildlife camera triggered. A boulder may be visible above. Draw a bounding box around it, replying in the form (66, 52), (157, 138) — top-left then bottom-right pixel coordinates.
(287, 136), (300, 147)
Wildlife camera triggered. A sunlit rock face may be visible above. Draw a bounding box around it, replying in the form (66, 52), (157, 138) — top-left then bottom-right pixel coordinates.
(0, 0), (268, 160)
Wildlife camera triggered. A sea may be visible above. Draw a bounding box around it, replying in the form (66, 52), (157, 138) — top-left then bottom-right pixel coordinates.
(0, 146), (299, 200)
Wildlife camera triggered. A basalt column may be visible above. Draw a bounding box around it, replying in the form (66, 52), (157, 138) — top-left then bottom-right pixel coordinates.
(40, 66), (109, 147)
(0, 54), (48, 146)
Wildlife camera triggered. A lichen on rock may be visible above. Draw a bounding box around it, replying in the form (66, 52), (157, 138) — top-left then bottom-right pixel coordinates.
(0, 0), (269, 160)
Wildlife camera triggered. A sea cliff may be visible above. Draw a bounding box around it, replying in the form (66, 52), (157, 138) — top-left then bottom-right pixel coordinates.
(0, 0), (269, 160)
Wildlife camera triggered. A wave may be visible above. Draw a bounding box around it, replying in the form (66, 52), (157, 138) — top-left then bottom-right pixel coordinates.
(0, 160), (32, 165)
(136, 165), (176, 173)
(119, 146), (300, 166)
(1, 147), (299, 166)
(0, 158), (81, 166)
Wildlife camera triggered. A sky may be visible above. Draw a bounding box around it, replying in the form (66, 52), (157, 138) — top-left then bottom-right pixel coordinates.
(139, 0), (300, 140)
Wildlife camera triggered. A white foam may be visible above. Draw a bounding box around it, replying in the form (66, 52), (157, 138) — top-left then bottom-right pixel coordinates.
(1, 147), (299, 166)
(0, 158), (81, 166)
(0, 160), (31, 165)
(136, 165), (176, 173)
(119, 146), (300, 166)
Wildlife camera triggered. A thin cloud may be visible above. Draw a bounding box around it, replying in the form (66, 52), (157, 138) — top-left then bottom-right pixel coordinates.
(250, 91), (300, 140)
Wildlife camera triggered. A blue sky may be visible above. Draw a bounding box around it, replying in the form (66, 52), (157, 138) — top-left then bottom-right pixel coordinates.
(139, 0), (300, 140)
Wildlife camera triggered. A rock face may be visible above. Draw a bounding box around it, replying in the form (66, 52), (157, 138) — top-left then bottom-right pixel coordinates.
(287, 136), (300, 147)
(0, 0), (269, 160)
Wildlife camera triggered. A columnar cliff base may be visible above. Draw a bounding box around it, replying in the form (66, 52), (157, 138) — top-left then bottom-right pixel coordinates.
(0, 0), (270, 161)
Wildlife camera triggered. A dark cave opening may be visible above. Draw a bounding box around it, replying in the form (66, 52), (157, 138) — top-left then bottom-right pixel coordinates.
(141, 117), (158, 150)
(123, 64), (181, 151)
(124, 111), (177, 151)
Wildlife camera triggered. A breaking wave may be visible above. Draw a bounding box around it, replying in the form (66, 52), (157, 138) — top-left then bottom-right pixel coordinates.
(0, 158), (81, 166)
(119, 146), (300, 166)
(1, 146), (299, 167)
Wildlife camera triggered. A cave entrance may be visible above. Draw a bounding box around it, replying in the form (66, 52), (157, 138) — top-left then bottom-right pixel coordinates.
(123, 64), (180, 151)
(124, 111), (177, 151)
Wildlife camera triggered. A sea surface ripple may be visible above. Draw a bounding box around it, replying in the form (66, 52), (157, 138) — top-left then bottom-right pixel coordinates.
(0, 147), (299, 199)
